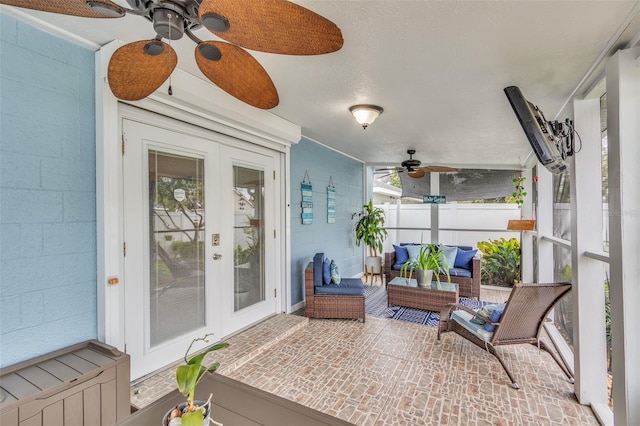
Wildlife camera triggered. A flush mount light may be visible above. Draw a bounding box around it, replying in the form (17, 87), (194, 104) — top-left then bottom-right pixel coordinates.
(349, 104), (383, 129)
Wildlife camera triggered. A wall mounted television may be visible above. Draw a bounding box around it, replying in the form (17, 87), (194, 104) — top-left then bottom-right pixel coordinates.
(504, 86), (573, 174)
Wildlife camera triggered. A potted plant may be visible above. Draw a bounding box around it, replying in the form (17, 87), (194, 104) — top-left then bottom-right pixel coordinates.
(352, 200), (388, 278)
(512, 176), (527, 208)
(163, 334), (229, 426)
(401, 243), (451, 288)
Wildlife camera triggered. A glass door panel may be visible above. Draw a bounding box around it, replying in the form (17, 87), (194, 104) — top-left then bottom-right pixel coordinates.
(148, 150), (205, 346)
(233, 166), (265, 311)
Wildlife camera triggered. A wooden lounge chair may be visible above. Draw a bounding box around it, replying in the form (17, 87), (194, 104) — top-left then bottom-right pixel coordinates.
(438, 282), (573, 389)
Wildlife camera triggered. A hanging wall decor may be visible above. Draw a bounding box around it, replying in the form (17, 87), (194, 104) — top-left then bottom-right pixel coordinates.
(327, 177), (336, 223)
(301, 171), (313, 224)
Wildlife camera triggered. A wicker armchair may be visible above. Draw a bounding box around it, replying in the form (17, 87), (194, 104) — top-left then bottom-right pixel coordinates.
(438, 282), (573, 389)
(304, 253), (365, 322)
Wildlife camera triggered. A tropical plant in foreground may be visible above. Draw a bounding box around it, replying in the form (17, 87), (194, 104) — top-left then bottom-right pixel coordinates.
(478, 238), (521, 287)
(166, 334), (229, 426)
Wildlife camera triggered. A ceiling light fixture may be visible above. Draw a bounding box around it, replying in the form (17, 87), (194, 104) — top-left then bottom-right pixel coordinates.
(349, 104), (383, 129)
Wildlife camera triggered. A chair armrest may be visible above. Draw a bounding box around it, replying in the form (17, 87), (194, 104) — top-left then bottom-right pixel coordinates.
(471, 255), (481, 277)
(384, 252), (396, 276)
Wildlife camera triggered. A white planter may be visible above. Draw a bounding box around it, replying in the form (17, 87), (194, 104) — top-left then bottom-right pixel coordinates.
(415, 269), (433, 287)
(365, 256), (382, 273)
(163, 401), (209, 426)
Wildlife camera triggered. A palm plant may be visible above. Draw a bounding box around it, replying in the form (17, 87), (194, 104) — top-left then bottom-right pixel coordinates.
(400, 243), (450, 285)
(352, 200), (387, 257)
(166, 334), (229, 426)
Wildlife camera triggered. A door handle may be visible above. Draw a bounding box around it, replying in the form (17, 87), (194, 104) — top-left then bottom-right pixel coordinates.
(213, 253), (222, 260)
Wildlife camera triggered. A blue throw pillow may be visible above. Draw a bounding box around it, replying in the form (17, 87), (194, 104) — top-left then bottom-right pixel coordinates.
(406, 245), (425, 263)
(393, 244), (409, 264)
(484, 305), (505, 332)
(330, 260), (341, 284)
(323, 258), (332, 285)
(454, 247), (478, 269)
(437, 245), (457, 270)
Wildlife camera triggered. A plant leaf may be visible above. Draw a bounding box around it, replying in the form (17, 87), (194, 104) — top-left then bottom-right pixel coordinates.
(182, 409), (204, 426)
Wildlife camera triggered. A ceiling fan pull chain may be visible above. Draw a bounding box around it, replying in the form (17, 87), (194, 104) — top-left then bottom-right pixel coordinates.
(167, 14), (173, 96)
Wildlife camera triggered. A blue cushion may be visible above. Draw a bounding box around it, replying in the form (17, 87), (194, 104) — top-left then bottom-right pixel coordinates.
(406, 245), (427, 263)
(315, 278), (364, 295)
(438, 245), (458, 270)
(484, 306), (505, 332)
(323, 258), (332, 285)
(392, 263), (407, 271)
(393, 244), (409, 264)
(313, 253), (324, 287)
(330, 259), (341, 284)
(457, 245), (473, 251)
(448, 267), (472, 278)
(454, 247), (478, 269)
(451, 310), (494, 341)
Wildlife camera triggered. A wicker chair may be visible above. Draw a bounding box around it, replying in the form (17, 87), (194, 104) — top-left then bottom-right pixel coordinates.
(438, 282), (573, 389)
(304, 253), (365, 322)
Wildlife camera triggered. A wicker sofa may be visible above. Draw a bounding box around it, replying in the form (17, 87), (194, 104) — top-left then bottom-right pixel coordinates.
(384, 245), (481, 299)
(304, 253), (365, 322)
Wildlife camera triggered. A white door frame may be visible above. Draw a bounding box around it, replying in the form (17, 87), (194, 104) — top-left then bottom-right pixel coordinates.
(95, 40), (299, 355)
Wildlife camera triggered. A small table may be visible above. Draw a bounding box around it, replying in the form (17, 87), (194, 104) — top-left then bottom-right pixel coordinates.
(387, 277), (459, 312)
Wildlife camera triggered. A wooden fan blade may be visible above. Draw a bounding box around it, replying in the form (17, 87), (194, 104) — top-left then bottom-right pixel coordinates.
(422, 166), (458, 173)
(107, 41), (177, 101)
(408, 170), (426, 179)
(198, 0), (343, 55)
(195, 41), (278, 109)
(0, 0), (125, 18)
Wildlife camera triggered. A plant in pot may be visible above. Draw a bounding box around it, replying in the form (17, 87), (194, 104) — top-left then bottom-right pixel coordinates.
(352, 200), (387, 279)
(164, 334), (229, 426)
(400, 243), (451, 288)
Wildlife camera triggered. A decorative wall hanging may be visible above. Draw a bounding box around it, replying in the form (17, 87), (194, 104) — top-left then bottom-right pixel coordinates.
(301, 171), (313, 225)
(327, 177), (336, 223)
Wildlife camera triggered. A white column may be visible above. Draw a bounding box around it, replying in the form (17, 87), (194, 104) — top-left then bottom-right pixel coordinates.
(520, 168), (534, 283)
(606, 46), (640, 426)
(536, 166), (554, 284)
(95, 41), (125, 350)
(571, 98), (607, 407)
(430, 172), (439, 244)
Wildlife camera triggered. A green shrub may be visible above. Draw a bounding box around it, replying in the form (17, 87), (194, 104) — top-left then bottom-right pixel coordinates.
(477, 238), (521, 287)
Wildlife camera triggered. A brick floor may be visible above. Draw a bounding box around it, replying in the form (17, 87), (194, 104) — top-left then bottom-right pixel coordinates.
(131, 286), (597, 425)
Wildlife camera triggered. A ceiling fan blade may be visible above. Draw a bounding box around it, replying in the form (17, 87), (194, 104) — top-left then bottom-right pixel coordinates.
(422, 166), (458, 173)
(408, 170), (426, 179)
(198, 0), (343, 55)
(195, 41), (278, 109)
(107, 40), (177, 101)
(0, 0), (125, 18)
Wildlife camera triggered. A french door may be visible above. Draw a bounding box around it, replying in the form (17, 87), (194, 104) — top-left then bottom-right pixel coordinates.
(122, 116), (279, 379)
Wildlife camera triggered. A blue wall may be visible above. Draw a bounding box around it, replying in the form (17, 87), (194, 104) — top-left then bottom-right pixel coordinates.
(289, 139), (364, 305)
(0, 14), (97, 368)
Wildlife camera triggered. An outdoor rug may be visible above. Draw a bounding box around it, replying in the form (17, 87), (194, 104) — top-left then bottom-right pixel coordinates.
(364, 285), (490, 327)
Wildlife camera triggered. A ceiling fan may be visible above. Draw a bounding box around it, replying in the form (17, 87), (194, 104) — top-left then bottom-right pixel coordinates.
(377, 149), (457, 179)
(0, 0), (344, 109)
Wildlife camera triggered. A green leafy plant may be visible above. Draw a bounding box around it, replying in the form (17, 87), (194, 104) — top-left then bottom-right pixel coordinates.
(400, 243), (450, 284)
(512, 176), (527, 208)
(478, 238), (521, 287)
(169, 334), (229, 426)
(351, 200), (387, 257)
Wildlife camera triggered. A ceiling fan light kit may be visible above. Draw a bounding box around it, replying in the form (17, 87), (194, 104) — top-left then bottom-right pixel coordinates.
(0, 0), (343, 108)
(350, 104), (384, 129)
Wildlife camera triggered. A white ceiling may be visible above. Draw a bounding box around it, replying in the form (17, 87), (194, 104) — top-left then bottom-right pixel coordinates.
(4, 0), (639, 169)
